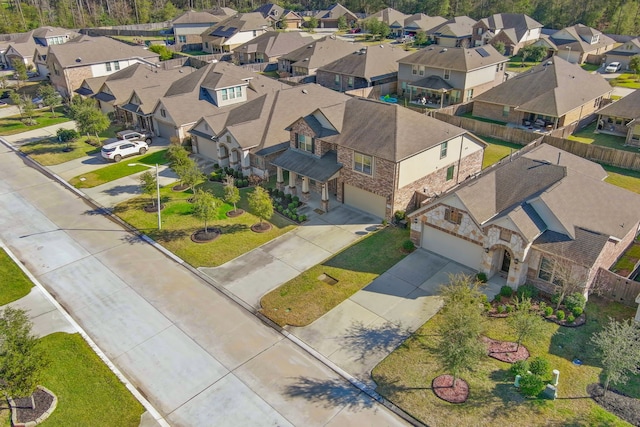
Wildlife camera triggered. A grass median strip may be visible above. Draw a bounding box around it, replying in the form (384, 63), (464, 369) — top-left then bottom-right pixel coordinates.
(260, 226), (409, 327)
(0, 248), (33, 306)
(372, 297), (638, 426)
(69, 149), (169, 188)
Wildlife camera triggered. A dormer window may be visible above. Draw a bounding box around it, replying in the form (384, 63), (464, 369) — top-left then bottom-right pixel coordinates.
(296, 133), (314, 153)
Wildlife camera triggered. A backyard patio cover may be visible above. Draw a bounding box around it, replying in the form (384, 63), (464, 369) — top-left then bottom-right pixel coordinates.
(271, 150), (342, 182)
(410, 75), (453, 91)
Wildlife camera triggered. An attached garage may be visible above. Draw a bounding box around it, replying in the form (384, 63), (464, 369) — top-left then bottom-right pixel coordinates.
(154, 120), (175, 139)
(343, 184), (386, 218)
(421, 225), (483, 269)
(195, 136), (218, 160)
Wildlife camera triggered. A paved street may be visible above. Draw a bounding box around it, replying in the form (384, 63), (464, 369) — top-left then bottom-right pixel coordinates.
(0, 141), (409, 426)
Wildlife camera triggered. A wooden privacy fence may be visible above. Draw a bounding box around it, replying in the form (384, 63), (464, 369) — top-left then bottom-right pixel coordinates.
(542, 136), (640, 171)
(431, 112), (539, 145)
(595, 268), (640, 306)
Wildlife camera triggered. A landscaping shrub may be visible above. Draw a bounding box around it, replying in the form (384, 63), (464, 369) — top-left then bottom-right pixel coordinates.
(288, 202), (297, 211)
(56, 128), (78, 142)
(572, 307), (583, 317)
(292, 196), (300, 204)
(493, 295), (502, 303)
(516, 284), (538, 300)
(394, 210), (406, 221)
(544, 306), (553, 317)
(402, 239), (415, 252)
(497, 305), (506, 314)
(538, 301), (547, 311)
(519, 373), (546, 397)
(564, 293), (586, 311)
(556, 310), (565, 321)
(484, 302), (492, 311)
(567, 314), (575, 323)
(529, 357), (551, 379)
(500, 286), (513, 298)
(510, 360), (529, 378)
(476, 272), (488, 283)
(299, 214), (307, 222)
(285, 193), (293, 202)
(292, 214), (297, 221)
(505, 304), (513, 313)
(479, 294), (488, 303)
(213, 163), (219, 169)
(551, 293), (561, 306)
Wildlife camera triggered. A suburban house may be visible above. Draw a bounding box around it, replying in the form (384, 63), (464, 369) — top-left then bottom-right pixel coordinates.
(472, 57), (611, 129)
(426, 16), (477, 48)
(171, 10), (232, 46)
(605, 37), (640, 70)
(271, 97), (486, 219)
(313, 3), (358, 28)
(4, 26), (79, 73)
(532, 24), (616, 65)
(253, 3), (303, 29)
(407, 143), (640, 296)
(201, 12), (270, 53)
(189, 83), (349, 178)
(278, 37), (363, 77)
(233, 31), (312, 65)
(151, 61), (284, 141)
(472, 13), (542, 55)
(316, 44), (411, 93)
(45, 35), (159, 98)
(595, 89), (640, 147)
(367, 7), (409, 35)
(395, 14), (446, 39)
(397, 44), (508, 106)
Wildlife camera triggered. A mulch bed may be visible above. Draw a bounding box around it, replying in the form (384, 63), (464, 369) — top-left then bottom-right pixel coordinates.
(251, 222), (272, 233)
(587, 383), (640, 426)
(190, 228), (221, 243)
(432, 375), (469, 403)
(172, 184), (189, 192)
(13, 387), (55, 424)
(481, 336), (529, 363)
(545, 313), (586, 327)
(226, 209), (244, 218)
(143, 203), (164, 213)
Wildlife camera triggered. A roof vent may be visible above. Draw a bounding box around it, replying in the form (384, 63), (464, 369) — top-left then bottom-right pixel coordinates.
(307, 44), (313, 48)
(441, 48), (447, 52)
(545, 60), (553, 66)
(302, 89), (308, 94)
(75, 57), (82, 62)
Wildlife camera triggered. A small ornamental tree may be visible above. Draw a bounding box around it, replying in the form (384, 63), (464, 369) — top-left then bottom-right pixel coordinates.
(180, 159), (204, 194)
(493, 41), (506, 55)
(590, 318), (640, 396)
(11, 58), (27, 88)
(21, 96), (35, 125)
(139, 170), (157, 207)
(629, 55), (640, 78)
(507, 297), (546, 351)
(69, 97), (109, 140)
(307, 17), (319, 30)
(337, 15), (348, 31)
(148, 44), (173, 61)
(414, 31), (427, 46)
(0, 307), (49, 399)
(37, 84), (60, 115)
(192, 189), (221, 233)
(224, 175), (240, 213)
(248, 186), (273, 228)
(9, 91), (23, 117)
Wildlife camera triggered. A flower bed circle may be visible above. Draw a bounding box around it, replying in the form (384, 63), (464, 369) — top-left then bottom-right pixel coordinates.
(190, 228), (221, 243)
(226, 209), (245, 218)
(432, 375), (469, 403)
(143, 203), (165, 213)
(172, 183), (189, 192)
(482, 336), (529, 363)
(251, 222), (272, 233)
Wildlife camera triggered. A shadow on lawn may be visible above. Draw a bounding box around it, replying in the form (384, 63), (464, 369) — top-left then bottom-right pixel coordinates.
(283, 377), (376, 410)
(339, 321), (412, 362)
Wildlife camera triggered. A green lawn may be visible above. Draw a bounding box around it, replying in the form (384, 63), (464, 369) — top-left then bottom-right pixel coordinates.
(568, 123), (635, 152)
(0, 107), (71, 136)
(506, 56), (541, 73)
(460, 112), (507, 126)
(581, 63), (601, 72)
(372, 296), (638, 427)
(37, 333), (144, 426)
(603, 165), (640, 194)
(609, 74), (640, 89)
(20, 138), (100, 166)
(0, 248), (33, 305)
(69, 149), (169, 188)
(115, 181), (295, 268)
(260, 226), (409, 327)
(480, 136), (523, 168)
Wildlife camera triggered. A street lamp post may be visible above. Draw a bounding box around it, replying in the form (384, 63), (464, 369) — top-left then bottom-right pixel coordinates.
(129, 163), (161, 230)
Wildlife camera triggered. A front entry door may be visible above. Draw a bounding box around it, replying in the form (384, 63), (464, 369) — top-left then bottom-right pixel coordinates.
(501, 250), (511, 273)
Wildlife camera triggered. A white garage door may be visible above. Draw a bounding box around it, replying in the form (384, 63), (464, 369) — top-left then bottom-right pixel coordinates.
(344, 184), (386, 219)
(196, 136), (218, 160)
(421, 225), (483, 269)
(155, 120), (175, 139)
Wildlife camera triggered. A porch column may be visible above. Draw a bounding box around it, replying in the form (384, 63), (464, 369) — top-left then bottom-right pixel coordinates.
(289, 171), (297, 196)
(276, 167), (284, 190)
(301, 176), (310, 202)
(321, 183), (329, 212)
(241, 150), (251, 176)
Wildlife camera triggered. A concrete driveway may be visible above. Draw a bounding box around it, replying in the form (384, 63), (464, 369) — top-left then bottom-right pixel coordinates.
(290, 249), (502, 387)
(200, 206), (381, 308)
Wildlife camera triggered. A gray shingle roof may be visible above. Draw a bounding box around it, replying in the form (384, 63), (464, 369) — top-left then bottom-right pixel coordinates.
(544, 24), (616, 53)
(234, 31), (311, 57)
(367, 7), (409, 26)
(596, 89), (640, 119)
(474, 56), (612, 117)
(409, 75), (453, 90)
(283, 37), (364, 71)
(427, 15), (477, 37)
(314, 3), (357, 20)
(399, 44), (507, 72)
(204, 12), (269, 37)
(478, 13), (542, 42)
(318, 44), (410, 81)
(271, 150), (342, 181)
(48, 35), (159, 68)
(403, 14), (447, 32)
(172, 11), (223, 25)
(533, 228), (609, 267)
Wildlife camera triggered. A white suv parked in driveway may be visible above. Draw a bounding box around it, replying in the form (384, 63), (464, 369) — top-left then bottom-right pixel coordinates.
(101, 140), (149, 162)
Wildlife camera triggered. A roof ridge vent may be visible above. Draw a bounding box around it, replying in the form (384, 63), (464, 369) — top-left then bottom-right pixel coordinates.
(441, 48), (447, 52)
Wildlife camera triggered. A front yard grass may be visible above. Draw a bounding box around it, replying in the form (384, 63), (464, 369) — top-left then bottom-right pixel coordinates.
(568, 122), (636, 152)
(69, 149), (169, 188)
(603, 165), (640, 194)
(37, 332), (144, 426)
(0, 248), (33, 306)
(115, 181), (295, 267)
(609, 73), (640, 89)
(506, 56), (541, 73)
(260, 226), (409, 327)
(0, 107), (70, 136)
(480, 136), (523, 169)
(20, 138), (99, 166)
(372, 296), (638, 427)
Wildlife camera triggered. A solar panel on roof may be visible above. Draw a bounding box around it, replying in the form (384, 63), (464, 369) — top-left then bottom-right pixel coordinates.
(477, 47), (490, 57)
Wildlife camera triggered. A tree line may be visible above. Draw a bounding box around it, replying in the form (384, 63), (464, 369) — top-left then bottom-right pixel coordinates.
(2, 0), (640, 39)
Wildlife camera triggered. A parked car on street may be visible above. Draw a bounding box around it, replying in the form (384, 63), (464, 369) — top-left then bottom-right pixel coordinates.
(605, 62), (622, 73)
(101, 140), (149, 162)
(116, 129), (154, 144)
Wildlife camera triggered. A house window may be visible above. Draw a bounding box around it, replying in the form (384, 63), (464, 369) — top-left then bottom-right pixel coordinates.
(446, 165), (454, 181)
(226, 135), (231, 143)
(412, 65), (418, 75)
(178, 35), (186, 43)
(502, 105), (509, 117)
(160, 109), (166, 118)
(440, 141), (448, 158)
(205, 42), (209, 49)
(444, 207), (462, 224)
(477, 28), (482, 35)
(443, 69), (450, 80)
(105, 62), (112, 72)
(335, 74), (340, 85)
(235, 86), (242, 98)
(221, 89), (228, 100)
(419, 66), (425, 76)
(538, 256), (555, 282)
(253, 30), (257, 36)
(499, 229), (511, 242)
(297, 133), (314, 152)
(466, 89), (473, 100)
(347, 76), (354, 87)
(114, 61), (120, 71)
(228, 87), (236, 99)
(354, 152), (372, 175)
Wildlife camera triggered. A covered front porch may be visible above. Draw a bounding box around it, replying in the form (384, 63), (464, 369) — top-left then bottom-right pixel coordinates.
(271, 150), (342, 213)
(118, 103), (155, 134)
(481, 244), (527, 289)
